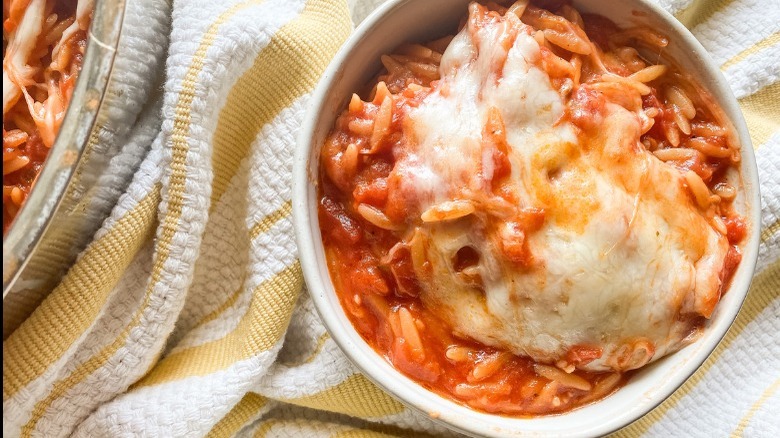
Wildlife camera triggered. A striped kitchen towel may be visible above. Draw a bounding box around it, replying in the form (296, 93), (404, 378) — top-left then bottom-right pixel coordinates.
(2, 0), (779, 436)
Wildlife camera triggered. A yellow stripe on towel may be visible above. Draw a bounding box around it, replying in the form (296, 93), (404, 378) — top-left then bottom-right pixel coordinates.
(675, 0), (736, 29)
(332, 427), (442, 438)
(209, 0), (351, 208)
(721, 32), (780, 70)
(134, 262), (303, 387)
(733, 377), (780, 435)
(739, 82), (780, 149)
(251, 418), (438, 438)
(17, 186), (161, 435)
(252, 419), (283, 438)
(278, 374), (406, 418)
(187, 200), (293, 331)
(3, 186), (161, 401)
(207, 392), (268, 438)
(250, 201), (293, 240)
(332, 431), (400, 438)
(761, 219), (780, 243)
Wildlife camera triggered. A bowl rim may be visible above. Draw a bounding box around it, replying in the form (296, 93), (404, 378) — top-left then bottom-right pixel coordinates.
(292, 0), (762, 436)
(2, 0), (127, 297)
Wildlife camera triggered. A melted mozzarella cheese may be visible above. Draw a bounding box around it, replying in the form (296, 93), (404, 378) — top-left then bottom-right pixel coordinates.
(396, 10), (729, 372)
(399, 16), (573, 209)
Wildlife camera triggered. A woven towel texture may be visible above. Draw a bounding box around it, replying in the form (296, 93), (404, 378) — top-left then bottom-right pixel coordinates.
(2, 0), (779, 436)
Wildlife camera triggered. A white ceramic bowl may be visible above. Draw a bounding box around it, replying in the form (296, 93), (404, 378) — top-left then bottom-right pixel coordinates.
(293, 1), (761, 436)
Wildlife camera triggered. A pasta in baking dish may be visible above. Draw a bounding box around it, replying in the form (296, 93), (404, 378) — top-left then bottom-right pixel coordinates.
(3, 0), (92, 234)
(319, 0), (745, 415)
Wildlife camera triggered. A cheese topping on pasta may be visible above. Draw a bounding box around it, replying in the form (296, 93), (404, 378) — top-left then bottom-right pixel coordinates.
(394, 7), (729, 372)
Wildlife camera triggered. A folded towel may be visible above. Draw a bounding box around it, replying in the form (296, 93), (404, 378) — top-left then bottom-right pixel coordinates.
(3, 0), (779, 436)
